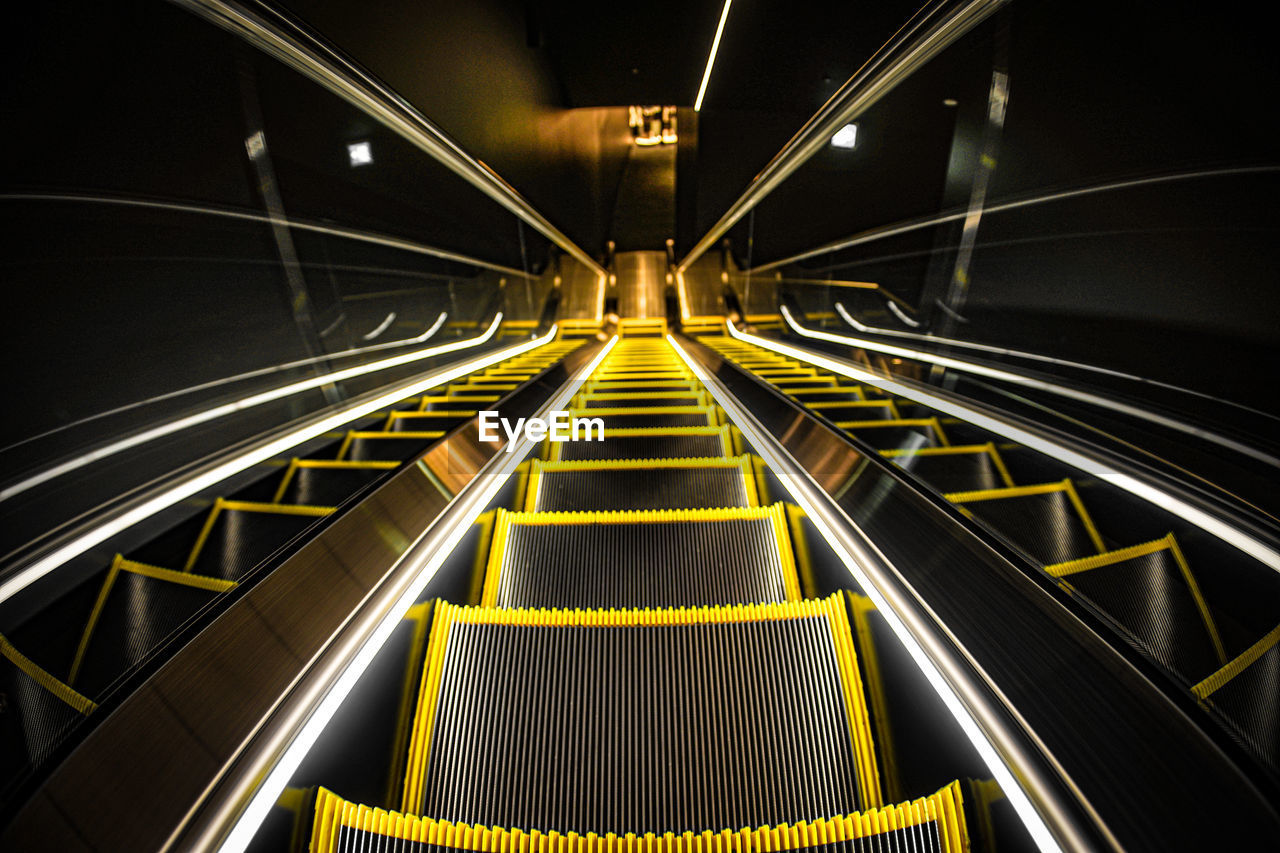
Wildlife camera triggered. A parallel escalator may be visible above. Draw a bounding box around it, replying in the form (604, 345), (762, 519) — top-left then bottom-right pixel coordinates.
(0, 335), (584, 794)
(699, 332), (1280, 778)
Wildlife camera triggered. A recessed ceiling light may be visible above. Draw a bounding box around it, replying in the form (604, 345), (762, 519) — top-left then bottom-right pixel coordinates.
(347, 140), (373, 167)
(943, 98), (958, 107)
(831, 123), (858, 149)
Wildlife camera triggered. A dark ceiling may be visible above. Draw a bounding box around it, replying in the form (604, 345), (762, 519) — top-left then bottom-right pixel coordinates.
(536, 0), (927, 113)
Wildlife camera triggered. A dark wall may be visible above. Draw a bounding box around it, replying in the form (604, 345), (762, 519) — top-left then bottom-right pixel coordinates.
(280, 0), (631, 257)
(749, 1), (1279, 416)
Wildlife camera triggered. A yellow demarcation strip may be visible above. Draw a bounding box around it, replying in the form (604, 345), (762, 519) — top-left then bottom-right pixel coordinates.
(69, 555), (237, 685)
(401, 594), (885, 819)
(847, 593), (901, 804)
(1193, 623), (1280, 700)
(383, 410), (478, 430)
(385, 601), (436, 808)
(184, 498), (335, 572)
(0, 632), (98, 715)
(569, 405), (718, 426)
(320, 781), (967, 853)
(336, 430), (447, 461)
(812, 400), (901, 418)
(880, 443), (1015, 488)
(786, 386), (866, 400)
(418, 395), (501, 411)
(546, 425), (735, 461)
(482, 505), (799, 605)
(524, 457), (759, 509)
(945, 478), (1106, 554)
(272, 459), (399, 503)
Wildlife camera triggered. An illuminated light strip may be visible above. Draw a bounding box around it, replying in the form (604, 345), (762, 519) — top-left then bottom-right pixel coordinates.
(0, 312), (449, 459)
(834, 301), (1277, 427)
(361, 311), (398, 341)
(796, 306), (1280, 469)
(216, 335), (618, 853)
(693, 0), (734, 111)
(596, 272), (606, 323)
(0, 313), (490, 504)
(730, 318), (1280, 574)
(0, 320), (555, 605)
(669, 334), (1071, 853)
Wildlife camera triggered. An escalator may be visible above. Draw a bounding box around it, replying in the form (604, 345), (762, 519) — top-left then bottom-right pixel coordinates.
(0, 332), (584, 798)
(700, 330), (1280, 780)
(283, 328), (982, 853)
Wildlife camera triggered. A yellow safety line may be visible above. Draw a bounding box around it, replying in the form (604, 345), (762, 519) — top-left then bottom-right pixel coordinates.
(479, 511), (512, 607)
(813, 400), (899, 416)
(1166, 534), (1228, 664)
(879, 443), (1015, 487)
(835, 418), (951, 447)
(1193, 623), (1280, 700)
(946, 478), (1105, 553)
(383, 410), (477, 430)
(184, 499), (333, 572)
(68, 556), (124, 685)
(0, 633), (98, 715)
(547, 425), (733, 461)
(118, 557), (238, 592)
(787, 386), (865, 400)
(491, 504), (787, 527)
(385, 601), (435, 807)
(401, 601), (455, 813)
(771, 505), (803, 601)
(316, 781), (967, 853)
(272, 459), (302, 504)
(1044, 536), (1169, 577)
(847, 593), (901, 804)
(337, 430), (447, 461)
(824, 595), (882, 808)
(418, 395), (500, 411)
(786, 504), (816, 598)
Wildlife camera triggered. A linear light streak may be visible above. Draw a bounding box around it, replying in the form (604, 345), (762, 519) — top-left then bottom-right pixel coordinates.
(669, 334), (1068, 853)
(1, 313), (486, 504)
(217, 336), (617, 853)
(0, 313), (448, 460)
(0, 321), (555, 604)
(362, 311), (397, 340)
(729, 319), (1280, 574)
(803, 305), (1280, 469)
(694, 0), (734, 111)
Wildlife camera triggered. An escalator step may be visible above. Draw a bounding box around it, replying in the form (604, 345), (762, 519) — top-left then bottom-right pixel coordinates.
(1193, 624), (1280, 773)
(480, 505), (798, 608)
(880, 444), (1014, 494)
(184, 499), (333, 581)
(273, 460), (398, 506)
(553, 426), (733, 461)
(574, 407), (716, 430)
(402, 596), (881, 833)
(309, 781), (968, 853)
(837, 419), (950, 451)
(527, 457), (756, 512)
(587, 381), (698, 394)
(0, 634), (97, 770)
(811, 400), (899, 421)
(67, 557), (235, 697)
(384, 411), (477, 432)
(338, 431), (446, 462)
(579, 393), (705, 408)
(1047, 535), (1227, 681)
(946, 480), (1105, 565)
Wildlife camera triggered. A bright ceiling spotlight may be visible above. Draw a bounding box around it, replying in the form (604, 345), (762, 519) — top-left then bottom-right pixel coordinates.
(347, 140), (373, 166)
(831, 123), (859, 149)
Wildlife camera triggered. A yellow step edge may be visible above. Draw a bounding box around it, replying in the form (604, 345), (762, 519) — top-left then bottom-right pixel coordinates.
(417, 395), (500, 411)
(481, 503), (799, 605)
(383, 410), (477, 430)
(336, 430), (446, 460)
(184, 498), (335, 572)
(835, 418), (951, 447)
(402, 594), (877, 821)
(525, 456), (759, 512)
(945, 479), (1105, 554)
(546, 424), (736, 460)
(1047, 533), (1226, 664)
(318, 781), (965, 853)
(0, 632), (98, 715)
(272, 459), (399, 502)
(1193, 623), (1280, 700)
(880, 443), (1014, 488)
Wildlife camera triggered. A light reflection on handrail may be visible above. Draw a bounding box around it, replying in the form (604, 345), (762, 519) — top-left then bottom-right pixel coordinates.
(0, 313), (454, 460)
(0, 313), (500, 503)
(733, 315), (1280, 573)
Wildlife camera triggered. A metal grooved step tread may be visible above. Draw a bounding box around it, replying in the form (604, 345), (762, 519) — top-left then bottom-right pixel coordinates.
(527, 458), (755, 512)
(402, 598), (880, 835)
(309, 782), (967, 853)
(481, 506), (798, 608)
(553, 427), (732, 462)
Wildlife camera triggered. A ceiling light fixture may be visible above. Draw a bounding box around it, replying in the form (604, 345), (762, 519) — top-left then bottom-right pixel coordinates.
(831, 123), (859, 149)
(694, 0), (734, 112)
